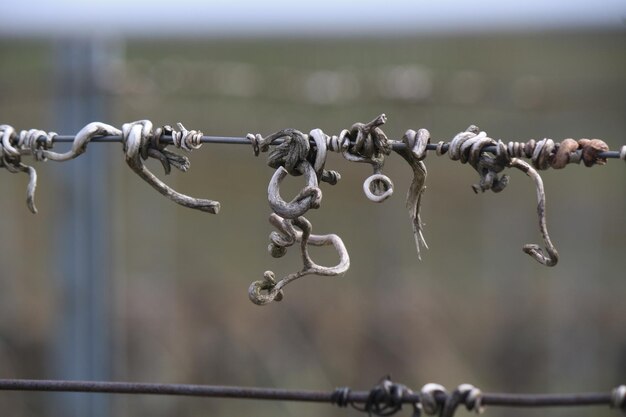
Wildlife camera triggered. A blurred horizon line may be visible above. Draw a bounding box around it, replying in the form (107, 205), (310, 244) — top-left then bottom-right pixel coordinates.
(0, 0), (624, 39)
(1, 26), (625, 41)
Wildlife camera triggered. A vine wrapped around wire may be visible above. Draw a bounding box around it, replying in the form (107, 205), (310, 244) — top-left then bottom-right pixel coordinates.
(1, 116), (619, 287)
(246, 115), (432, 305)
(247, 127), (349, 305)
(0, 120), (220, 214)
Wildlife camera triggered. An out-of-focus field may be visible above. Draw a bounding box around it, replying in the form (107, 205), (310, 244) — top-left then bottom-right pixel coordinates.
(0, 31), (624, 417)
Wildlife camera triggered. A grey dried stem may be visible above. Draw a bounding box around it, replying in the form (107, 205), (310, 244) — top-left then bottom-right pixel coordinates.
(248, 127), (349, 305)
(122, 120), (220, 214)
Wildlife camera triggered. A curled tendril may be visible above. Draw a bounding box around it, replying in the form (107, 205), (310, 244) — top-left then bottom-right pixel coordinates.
(2, 116), (616, 272)
(448, 127), (559, 266)
(507, 155), (559, 266)
(309, 128), (341, 185)
(363, 174), (394, 202)
(345, 377), (420, 417)
(0, 124), (54, 213)
(249, 126), (347, 305)
(1, 152), (38, 213)
(268, 163), (322, 219)
(420, 383), (448, 416)
(248, 214), (350, 305)
(341, 114), (394, 203)
(1, 121), (220, 215)
(122, 120), (220, 214)
(440, 384), (485, 417)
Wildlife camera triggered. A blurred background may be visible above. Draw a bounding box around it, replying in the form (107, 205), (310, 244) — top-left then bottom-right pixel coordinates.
(0, 1), (625, 416)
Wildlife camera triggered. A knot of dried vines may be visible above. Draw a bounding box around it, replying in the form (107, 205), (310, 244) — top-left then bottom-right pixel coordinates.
(448, 125), (510, 193)
(122, 120), (220, 213)
(248, 126), (348, 305)
(449, 126), (559, 266)
(340, 114), (394, 203)
(440, 384), (485, 417)
(0, 124), (43, 213)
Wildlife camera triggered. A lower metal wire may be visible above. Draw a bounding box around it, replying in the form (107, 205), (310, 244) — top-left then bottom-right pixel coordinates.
(0, 378), (616, 408)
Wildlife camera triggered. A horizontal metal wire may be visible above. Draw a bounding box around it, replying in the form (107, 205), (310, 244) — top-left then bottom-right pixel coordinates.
(0, 379), (615, 408)
(52, 135), (622, 159)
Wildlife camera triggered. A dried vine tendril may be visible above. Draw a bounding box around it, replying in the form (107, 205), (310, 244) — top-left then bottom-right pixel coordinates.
(441, 126), (611, 267)
(0, 120), (219, 214)
(246, 114), (431, 305)
(244, 114), (620, 303)
(247, 128), (349, 305)
(1, 116), (620, 280)
(316, 114), (428, 258)
(0, 125), (56, 213)
(122, 120), (220, 213)
(338, 114), (395, 203)
(332, 378), (486, 417)
(393, 128), (430, 259)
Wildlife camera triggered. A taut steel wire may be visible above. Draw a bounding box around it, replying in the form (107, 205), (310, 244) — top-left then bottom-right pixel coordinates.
(50, 134), (624, 159)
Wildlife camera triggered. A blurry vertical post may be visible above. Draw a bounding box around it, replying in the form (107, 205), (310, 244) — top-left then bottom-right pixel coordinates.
(51, 37), (123, 417)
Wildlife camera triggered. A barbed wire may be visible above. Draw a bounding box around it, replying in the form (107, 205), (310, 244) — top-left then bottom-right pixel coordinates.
(0, 378), (624, 417)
